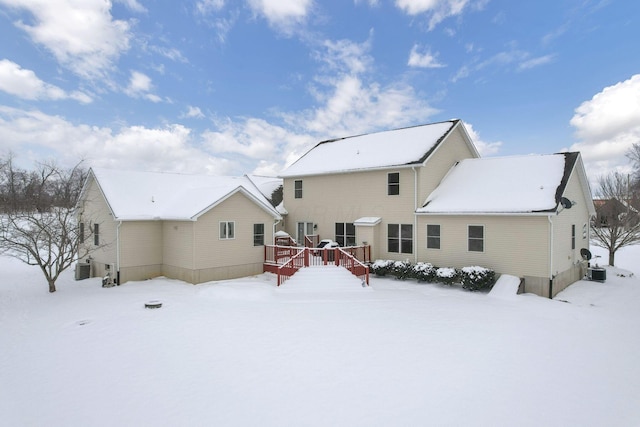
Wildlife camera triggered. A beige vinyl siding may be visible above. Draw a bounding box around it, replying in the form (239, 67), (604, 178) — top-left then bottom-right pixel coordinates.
(163, 221), (194, 269)
(283, 168), (416, 254)
(416, 125), (478, 200)
(282, 126), (477, 260)
(77, 176), (117, 277)
(161, 191), (273, 283)
(549, 168), (592, 291)
(118, 221), (163, 282)
(416, 215), (550, 278)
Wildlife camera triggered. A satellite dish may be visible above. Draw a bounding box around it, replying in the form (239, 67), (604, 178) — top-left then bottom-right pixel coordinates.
(560, 197), (573, 209)
(580, 248), (592, 261)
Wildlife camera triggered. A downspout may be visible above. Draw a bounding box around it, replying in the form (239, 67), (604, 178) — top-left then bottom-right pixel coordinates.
(116, 220), (122, 285)
(413, 166), (418, 263)
(548, 214), (554, 299)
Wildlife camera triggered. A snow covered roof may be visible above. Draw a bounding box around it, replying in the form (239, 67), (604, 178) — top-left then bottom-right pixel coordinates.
(418, 153), (580, 214)
(354, 217), (382, 226)
(86, 168), (281, 221)
(246, 175), (282, 201)
(280, 120), (464, 177)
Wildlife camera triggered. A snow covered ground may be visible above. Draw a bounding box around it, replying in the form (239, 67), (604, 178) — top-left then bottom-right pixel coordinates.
(1, 245), (640, 426)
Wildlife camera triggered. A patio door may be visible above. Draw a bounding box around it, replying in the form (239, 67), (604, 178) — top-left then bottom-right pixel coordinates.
(297, 221), (314, 244)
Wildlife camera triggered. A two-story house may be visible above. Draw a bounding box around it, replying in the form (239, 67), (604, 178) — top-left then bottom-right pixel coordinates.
(279, 120), (479, 260)
(279, 120), (595, 297)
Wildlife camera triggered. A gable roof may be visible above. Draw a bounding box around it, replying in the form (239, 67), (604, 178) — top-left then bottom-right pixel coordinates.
(280, 120), (474, 178)
(82, 168), (282, 221)
(418, 152), (591, 215)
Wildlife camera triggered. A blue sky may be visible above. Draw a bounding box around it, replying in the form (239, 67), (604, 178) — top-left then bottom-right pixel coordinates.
(1, 0), (639, 183)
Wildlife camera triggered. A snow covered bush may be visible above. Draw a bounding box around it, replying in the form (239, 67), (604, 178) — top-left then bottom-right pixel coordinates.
(413, 262), (436, 282)
(392, 260), (413, 280)
(436, 267), (459, 286)
(460, 266), (496, 291)
(371, 259), (394, 276)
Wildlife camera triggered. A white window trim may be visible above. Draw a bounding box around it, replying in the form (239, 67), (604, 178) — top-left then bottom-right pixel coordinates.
(426, 224), (441, 250)
(219, 221), (235, 240)
(467, 224), (484, 253)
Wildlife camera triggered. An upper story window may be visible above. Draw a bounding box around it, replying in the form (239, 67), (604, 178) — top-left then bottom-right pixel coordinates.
(426, 224), (440, 249)
(294, 180), (303, 199)
(468, 225), (484, 252)
(388, 172), (399, 195)
(571, 224), (576, 250)
(79, 222), (85, 244)
(219, 221), (235, 240)
(94, 223), (99, 246)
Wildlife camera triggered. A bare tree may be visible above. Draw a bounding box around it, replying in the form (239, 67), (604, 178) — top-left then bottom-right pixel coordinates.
(591, 171), (640, 266)
(0, 161), (91, 292)
(628, 142), (640, 194)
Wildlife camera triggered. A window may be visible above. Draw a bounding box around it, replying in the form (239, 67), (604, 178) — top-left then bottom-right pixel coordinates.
(582, 223), (587, 240)
(427, 224), (440, 249)
(253, 224), (265, 246)
(335, 222), (356, 246)
(468, 225), (484, 252)
(571, 224), (576, 250)
(388, 224), (413, 254)
(388, 172), (399, 195)
(297, 222), (314, 243)
(294, 180), (303, 199)
(79, 222), (85, 243)
(94, 223), (99, 246)
(219, 221), (235, 240)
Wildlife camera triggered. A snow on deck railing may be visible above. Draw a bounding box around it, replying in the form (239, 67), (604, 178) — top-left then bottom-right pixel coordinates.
(276, 247), (306, 286)
(269, 245), (370, 286)
(304, 234), (320, 248)
(337, 248), (370, 286)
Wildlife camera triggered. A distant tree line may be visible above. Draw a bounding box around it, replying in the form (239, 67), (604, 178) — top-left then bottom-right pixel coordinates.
(0, 153), (87, 213)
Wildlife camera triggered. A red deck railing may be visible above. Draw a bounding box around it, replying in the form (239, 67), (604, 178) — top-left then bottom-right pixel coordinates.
(264, 245), (370, 286)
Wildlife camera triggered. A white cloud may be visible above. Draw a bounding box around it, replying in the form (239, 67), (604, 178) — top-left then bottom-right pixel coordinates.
(518, 54), (556, 71)
(0, 59), (92, 103)
(395, 0), (482, 30)
(463, 121), (502, 156)
(315, 37), (373, 75)
(125, 70), (161, 103)
(247, 0), (314, 34)
(408, 45), (445, 68)
(203, 117), (312, 162)
(568, 74), (640, 179)
(453, 45), (554, 81)
(0, 106), (232, 174)
(148, 45), (188, 63)
(196, 0), (225, 15)
(190, 35), (439, 174)
(183, 106), (205, 119)
(0, 0), (132, 80)
(115, 0), (147, 13)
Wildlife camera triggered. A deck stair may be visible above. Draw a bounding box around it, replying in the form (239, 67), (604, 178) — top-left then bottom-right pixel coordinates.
(277, 265), (367, 292)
